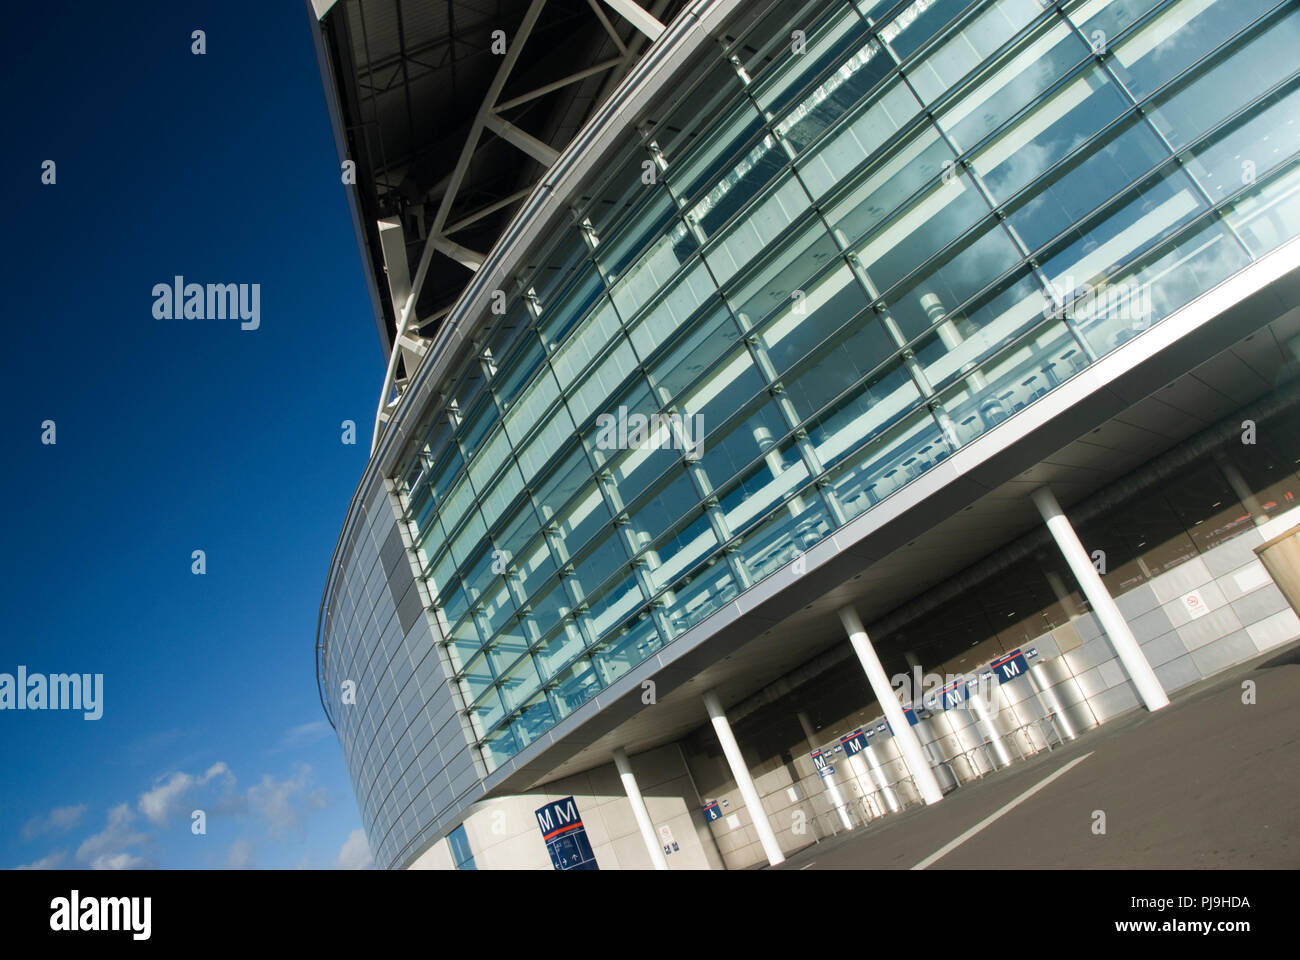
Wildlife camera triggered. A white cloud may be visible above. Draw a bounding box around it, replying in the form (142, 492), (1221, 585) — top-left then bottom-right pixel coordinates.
(21, 804), (88, 841)
(247, 766), (327, 839)
(76, 804), (149, 867)
(138, 762), (234, 825)
(15, 851), (67, 870)
(277, 721), (331, 751)
(335, 829), (373, 870)
(90, 852), (146, 871)
(226, 837), (255, 870)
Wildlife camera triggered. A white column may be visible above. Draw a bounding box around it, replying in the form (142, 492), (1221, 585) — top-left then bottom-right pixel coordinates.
(837, 606), (945, 805)
(613, 747), (669, 871)
(703, 689), (785, 867)
(1032, 486), (1169, 711)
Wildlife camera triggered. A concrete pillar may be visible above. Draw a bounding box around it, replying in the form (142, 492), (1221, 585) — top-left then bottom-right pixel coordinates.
(798, 711), (853, 832)
(613, 747), (669, 871)
(703, 689), (785, 867)
(1215, 450), (1268, 526)
(837, 606), (945, 805)
(1032, 486), (1169, 711)
(1044, 567), (1085, 620)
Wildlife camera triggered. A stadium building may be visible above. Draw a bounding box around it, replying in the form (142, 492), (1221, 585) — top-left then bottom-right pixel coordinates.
(309, 0), (1300, 869)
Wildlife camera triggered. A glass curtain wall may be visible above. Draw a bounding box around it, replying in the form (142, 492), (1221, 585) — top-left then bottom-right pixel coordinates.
(374, 0), (1300, 781)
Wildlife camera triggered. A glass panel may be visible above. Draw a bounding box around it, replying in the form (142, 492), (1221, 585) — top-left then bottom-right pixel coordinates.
(502, 364), (561, 446)
(735, 491), (834, 582)
(969, 65), (1129, 204)
(878, 0), (978, 63)
(687, 133), (789, 239)
(538, 262), (603, 349)
(1067, 215), (1249, 357)
(660, 558), (739, 637)
(694, 399), (788, 495)
(1106, 0), (1276, 100)
(753, 3), (873, 116)
(547, 656), (600, 723)
(826, 407), (950, 518)
(677, 348), (765, 438)
(804, 357), (922, 470)
(486, 617), (530, 674)
(475, 697), (509, 749)
(627, 259), (716, 360)
(646, 301), (742, 405)
(1037, 166), (1213, 352)
(511, 535), (557, 605)
(625, 467), (700, 551)
(1005, 116), (1172, 253)
(534, 622), (586, 682)
(644, 509), (719, 591)
(515, 402), (575, 482)
(664, 96), (766, 204)
(514, 691), (557, 749)
(912, 267), (1049, 392)
(781, 314), (903, 421)
(756, 260), (871, 373)
(499, 654), (544, 713)
(1178, 81), (1300, 208)
(595, 188), (676, 279)
(457, 393), (499, 455)
(569, 530), (631, 604)
(906, 0), (1046, 105)
(775, 39), (894, 154)
(935, 320), (1079, 446)
(851, 170), (1002, 300)
(1227, 159), (1300, 258)
(581, 377), (658, 469)
(716, 434), (810, 536)
(585, 571), (645, 641)
(1142, 7), (1300, 153)
(610, 221), (697, 323)
(795, 77), (921, 195)
(567, 337), (640, 427)
(703, 173), (812, 286)
(459, 651), (496, 706)
(826, 125), (954, 251)
(550, 297), (624, 388)
(477, 580), (516, 639)
(534, 445), (593, 522)
(550, 484), (611, 560)
(590, 610), (664, 687)
(725, 216), (842, 328)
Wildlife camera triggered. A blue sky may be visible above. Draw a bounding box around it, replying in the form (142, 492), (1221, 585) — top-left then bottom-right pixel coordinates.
(0, 1), (381, 868)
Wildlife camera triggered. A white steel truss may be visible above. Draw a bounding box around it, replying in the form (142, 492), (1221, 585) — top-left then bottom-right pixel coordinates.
(371, 0), (669, 453)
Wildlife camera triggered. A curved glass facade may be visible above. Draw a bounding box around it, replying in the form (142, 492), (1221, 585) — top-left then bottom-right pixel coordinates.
(337, 0), (1300, 818)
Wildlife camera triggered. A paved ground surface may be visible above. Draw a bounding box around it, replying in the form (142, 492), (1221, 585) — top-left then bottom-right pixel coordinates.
(775, 640), (1300, 869)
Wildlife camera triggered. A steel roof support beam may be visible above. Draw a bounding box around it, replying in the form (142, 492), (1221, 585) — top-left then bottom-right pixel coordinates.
(483, 112), (562, 166)
(432, 236), (486, 270)
(373, 0), (550, 451)
(442, 187), (535, 234)
(585, 0), (630, 55)
(494, 57), (625, 110)
(599, 0), (665, 41)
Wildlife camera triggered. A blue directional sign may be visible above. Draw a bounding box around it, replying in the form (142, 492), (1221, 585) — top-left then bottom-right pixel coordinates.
(811, 750), (835, 778)
(989, 649), (1029, 683)
(702, 801), (722, 823)
(535, 797), (599, 871)
(939, 679), (969, 710)
(840, 730), (868, 755)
